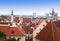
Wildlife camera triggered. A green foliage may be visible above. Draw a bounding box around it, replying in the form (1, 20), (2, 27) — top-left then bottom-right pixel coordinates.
(0, 31), (17, 41)
(0, 31), (6, 39)
(6, 38), (16, 41)
(0, 15), (8, 19)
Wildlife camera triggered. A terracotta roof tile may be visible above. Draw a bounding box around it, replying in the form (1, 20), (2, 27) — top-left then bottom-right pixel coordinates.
(14, 17), (20, 23)
(0, 26), (26, 36)
(35, 20), (60, 41)
(34, 19), (43, 29)
(22, 25), (33, 34)
(23, 18), (31, 23)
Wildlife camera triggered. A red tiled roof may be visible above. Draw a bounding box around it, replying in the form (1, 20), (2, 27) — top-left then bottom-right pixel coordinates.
(14, 17), (20, 23)
(22, 19), (43, 34)
(0, 22), (10, 24)
(22, 24), (33, 34)
(0, 26), (26, 36)
(0, 18), (10, 24)
(34, 19), (43, 29)
(23, 18), (32, 23)
(35, 21), (60, 41)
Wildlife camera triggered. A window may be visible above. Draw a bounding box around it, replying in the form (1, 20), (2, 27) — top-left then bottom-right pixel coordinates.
(11, 31), (14, 34)
(45, 20), (48, 23)
(36, 32), (39, 35)
(17, 37), (21, 41)
(37, 23), (38, 25)
(40, 28), (41, 31)
(43, 24), (45, 27)
(9, 37), (11, 38)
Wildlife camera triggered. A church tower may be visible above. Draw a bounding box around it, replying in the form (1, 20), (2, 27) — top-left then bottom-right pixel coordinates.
(11, 10), (14, 23)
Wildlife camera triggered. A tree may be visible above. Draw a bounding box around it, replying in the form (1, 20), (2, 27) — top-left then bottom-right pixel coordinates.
(0, 15), (8, 19)
(0, 31), (6, 39)
(0, 31), (6, 41)
(6, 38), (16, 41)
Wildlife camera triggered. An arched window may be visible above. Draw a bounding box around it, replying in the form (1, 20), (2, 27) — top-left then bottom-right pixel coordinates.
(43, 24), (45, 27)
(36, 32), (39, 35)
(45, 20), (48, 23)
(17, 37), (21, 41)
(40, 28), (41, 31)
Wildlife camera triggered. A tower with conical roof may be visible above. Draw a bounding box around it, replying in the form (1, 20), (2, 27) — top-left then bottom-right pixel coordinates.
(11, 10), (14, 23)
(10, 10), (17, 26)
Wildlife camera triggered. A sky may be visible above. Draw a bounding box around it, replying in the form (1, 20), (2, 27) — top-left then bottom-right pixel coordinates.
(0, 0), (60, 16)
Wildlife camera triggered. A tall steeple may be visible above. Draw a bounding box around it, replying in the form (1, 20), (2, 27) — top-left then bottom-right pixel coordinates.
(11, 10), (14, 26)
(11, 10), (14, 22)
(10, 10), (16, 26)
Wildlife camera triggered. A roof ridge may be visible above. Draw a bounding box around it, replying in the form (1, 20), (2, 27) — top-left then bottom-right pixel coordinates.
(51, 21), (55, 41)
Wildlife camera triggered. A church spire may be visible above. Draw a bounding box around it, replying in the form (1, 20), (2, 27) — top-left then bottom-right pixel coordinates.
(11, 10), (14, 25)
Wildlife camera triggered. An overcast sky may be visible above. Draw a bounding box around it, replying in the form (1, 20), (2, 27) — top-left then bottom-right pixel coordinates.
(0, 0), (60, 16)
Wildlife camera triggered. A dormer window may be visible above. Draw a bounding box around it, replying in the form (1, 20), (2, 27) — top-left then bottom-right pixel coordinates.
(11, 31), (14, 34)
(17, 37), (21, 41)
(40, 28), (41, 31)
(45, 20), (48, 23)
(36, 32), (39, 35)
(43, 24), (45, 27)
(37, 23), (38, 25)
